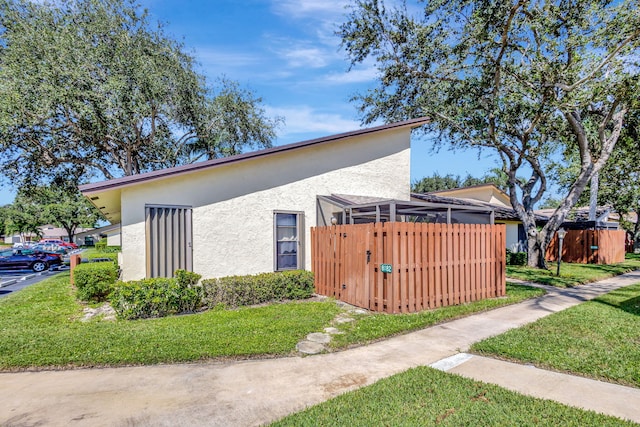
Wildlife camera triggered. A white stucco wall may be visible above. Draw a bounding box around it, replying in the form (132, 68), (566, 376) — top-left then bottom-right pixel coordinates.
(106, 231), (121, 247)
(119, 128), (411, 280)
(502, 221), (522, 251)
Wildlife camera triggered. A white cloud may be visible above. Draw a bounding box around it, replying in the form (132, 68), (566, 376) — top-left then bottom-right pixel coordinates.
(324, 66), (378, 84)
(271, 0), (349, 19)
(266, 105), (361, 139)
(280, 46), (331, 68)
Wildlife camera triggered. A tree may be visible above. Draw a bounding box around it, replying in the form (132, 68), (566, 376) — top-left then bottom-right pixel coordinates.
(23, 184), (104, 242)
(598, 111), (640, 251)
(340, 0), (640, 267)
(3, 195), (43, 243)
(0, 0), (281, 187)
(412, 169), (509, 193)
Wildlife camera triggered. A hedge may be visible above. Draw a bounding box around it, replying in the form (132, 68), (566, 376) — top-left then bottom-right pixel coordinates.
(506, 249), (527, 266)
(74, 262), (120, 302)
(202, 270), (314, 308)
(110, 270), (203, 320)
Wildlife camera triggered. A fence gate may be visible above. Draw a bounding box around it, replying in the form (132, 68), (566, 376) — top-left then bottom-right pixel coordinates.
(312, 222), (506, 314)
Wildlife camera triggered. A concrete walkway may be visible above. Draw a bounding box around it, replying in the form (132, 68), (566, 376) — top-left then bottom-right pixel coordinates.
(1, 271), (639, 427)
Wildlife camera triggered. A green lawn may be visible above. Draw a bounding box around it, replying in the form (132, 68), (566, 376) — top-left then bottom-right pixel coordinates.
(0, 272), (340, 369)
(506, 254), (640, 287)
(329, 283), (544, 348)
(0, 273), (542, 370)
(271, 366), (634, 426)
(472, 282), (640, 387)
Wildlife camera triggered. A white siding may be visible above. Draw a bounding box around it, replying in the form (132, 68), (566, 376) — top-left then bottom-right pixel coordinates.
(119, 128), (411, 280)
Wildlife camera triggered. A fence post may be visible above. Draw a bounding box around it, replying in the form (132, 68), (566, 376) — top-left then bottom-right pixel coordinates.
(70, 254), (82, 285)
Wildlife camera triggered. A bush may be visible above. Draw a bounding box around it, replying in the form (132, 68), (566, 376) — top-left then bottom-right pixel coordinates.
(94, 240), (107, 250)
(202, 270), (314, 308)
(506, 249), (527, 266)
(110, 270), (203, 320)
(83, 252), (119, 265)
(74, 262), (119, 302)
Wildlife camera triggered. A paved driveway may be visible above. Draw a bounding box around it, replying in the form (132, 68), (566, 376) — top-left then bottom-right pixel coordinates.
(0, 267), (67, 298)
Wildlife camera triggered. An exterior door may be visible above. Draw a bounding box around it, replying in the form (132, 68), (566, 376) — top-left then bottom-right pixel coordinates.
(145, 205), (193, 278)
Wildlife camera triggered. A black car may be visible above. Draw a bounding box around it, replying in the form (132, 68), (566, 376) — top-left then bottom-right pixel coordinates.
(0, 249), (63, 272)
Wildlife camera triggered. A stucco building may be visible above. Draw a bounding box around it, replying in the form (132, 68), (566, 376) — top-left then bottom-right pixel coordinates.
(80, 118), (429, 281)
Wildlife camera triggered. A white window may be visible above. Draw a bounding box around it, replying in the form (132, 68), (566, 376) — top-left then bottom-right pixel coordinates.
(274, 211), (303, 271)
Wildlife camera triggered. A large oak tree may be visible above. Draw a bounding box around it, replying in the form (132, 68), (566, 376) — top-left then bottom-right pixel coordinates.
(0, 0), (281, 187)
(340, 0), (640, 267)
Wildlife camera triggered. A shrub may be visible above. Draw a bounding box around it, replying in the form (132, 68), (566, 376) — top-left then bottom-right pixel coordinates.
(74, 262), (119, 302)
(506, 249), (527, 266)
(84, 252), (118, 265)
(110, 270), (203, 320)
(202, 270), (314, 308)
(94, 240), (107, 250)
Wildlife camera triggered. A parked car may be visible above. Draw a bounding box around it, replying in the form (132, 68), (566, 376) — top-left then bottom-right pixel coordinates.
(30, 243), (70, 255)
(0, 248), (63, 272)
(39, 239), (78, 249)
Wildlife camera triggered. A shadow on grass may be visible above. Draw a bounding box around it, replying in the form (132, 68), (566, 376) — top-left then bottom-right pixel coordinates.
(592, 288), (640, 316)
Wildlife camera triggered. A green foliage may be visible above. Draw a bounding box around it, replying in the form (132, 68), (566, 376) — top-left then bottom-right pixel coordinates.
(110, 271), (203, 320)
(74, 262), (119, 302)
(330, 284), (544, 348)
(0, 272), (340, 369)
(340, 0), (640, 268)
(473, 283), (640, 388)
(2, 193), (43, 240)
(273, 366), (633, 426)
(94, 240), (107, 250)
(202, 270), (315, 308)
(506, 255), (640, 287)
(412, 169), (509, 193)
(506, 250), (527, 266)
(0, 0), (281, 188)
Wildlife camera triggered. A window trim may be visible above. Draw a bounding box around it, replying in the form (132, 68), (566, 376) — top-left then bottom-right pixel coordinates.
(273, 210), (304, 272)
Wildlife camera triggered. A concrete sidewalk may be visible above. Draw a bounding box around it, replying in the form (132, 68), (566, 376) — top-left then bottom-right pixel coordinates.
(1, 271), (639, 426)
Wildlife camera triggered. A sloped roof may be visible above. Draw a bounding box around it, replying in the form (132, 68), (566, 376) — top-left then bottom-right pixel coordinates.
(411, 193), (549, 223)
(79, 117), (429, 223)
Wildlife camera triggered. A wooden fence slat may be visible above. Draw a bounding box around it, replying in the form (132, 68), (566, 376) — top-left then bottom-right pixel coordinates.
(311, 223), (507, 314)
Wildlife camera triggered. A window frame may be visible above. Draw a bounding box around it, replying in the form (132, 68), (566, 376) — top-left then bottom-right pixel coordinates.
(273, 210), (304, 272)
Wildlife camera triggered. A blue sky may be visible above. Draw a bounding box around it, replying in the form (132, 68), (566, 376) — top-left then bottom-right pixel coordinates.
(0, 0), (500, 205)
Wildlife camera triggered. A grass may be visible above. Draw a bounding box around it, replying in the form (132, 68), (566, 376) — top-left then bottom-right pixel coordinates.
(506, 253), (640, 287)
(329, 284), (544, 348)
(0, 273), (543, 370)
(472, 282), (640, 387)
(0, 272), (341, 370)
(271, 366), (634, 426)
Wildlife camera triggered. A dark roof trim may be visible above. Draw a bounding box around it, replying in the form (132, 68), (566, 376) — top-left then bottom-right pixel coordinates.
(80, 117), (429, 194)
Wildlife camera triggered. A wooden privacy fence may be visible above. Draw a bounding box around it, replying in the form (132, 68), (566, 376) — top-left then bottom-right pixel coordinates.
(546, 229), (626, 264)
(311, 222), (506, 314)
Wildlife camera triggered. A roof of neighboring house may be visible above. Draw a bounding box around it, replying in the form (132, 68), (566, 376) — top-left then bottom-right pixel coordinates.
(426, 184), (512, 208)
(79, 117), (430, 223)
(411, 193), (519, 221)
(534, 206), (612, 223)
(74, 223), (120, 239)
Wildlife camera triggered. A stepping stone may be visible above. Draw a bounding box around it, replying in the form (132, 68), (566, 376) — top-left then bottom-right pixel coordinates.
(334, 316), (354, 324)
(296, 341), (325, 355)
(307, 333), (331, 344)
(324, 327), (343, 335)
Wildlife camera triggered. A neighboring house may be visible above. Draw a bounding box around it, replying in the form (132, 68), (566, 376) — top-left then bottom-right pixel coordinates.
(412, 184), (533, 252)
(534, 206), (620, 230)
(74, 223), (121, 246)
(3, 224), (92, 245)
(80, 118), (430, 281)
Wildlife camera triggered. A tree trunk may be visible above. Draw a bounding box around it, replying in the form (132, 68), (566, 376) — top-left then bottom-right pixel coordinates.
(634, 208), (640, 253)
(588, 172), (599, 221)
